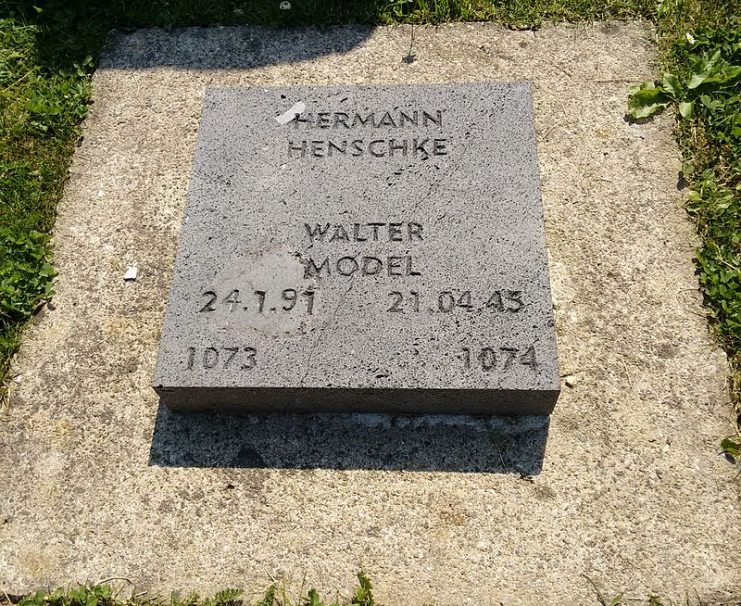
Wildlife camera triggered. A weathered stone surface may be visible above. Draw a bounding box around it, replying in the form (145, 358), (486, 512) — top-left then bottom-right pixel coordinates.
(1, 22), (739, 606)
(153, 83), (559, 414)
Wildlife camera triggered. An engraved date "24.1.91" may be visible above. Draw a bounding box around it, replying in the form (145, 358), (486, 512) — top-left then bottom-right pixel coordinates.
(199, 289), (315, 314)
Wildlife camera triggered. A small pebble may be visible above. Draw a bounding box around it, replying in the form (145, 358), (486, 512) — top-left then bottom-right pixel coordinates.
(123, 266), (138, 282)
(564, 375), (577, 388)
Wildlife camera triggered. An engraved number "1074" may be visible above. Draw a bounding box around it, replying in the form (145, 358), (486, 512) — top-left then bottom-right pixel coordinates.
(462, 346), (537, 371)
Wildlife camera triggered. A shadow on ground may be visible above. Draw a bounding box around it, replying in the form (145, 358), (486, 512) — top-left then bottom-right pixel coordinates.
(149, 404), (549, 474)
(99, 25), (379, 71)
(9, 0), (386, 74)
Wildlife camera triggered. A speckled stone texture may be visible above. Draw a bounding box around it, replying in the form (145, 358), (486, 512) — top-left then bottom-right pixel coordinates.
(1, 22), (740, 606)
(153, 83), (559, 414)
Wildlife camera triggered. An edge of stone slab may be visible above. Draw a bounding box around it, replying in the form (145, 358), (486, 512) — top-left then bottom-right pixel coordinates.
(154, 385), (560, 415)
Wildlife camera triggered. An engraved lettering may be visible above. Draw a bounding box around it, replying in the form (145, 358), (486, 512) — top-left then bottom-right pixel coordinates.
(413, 138), (430, 159)
(334, 112), (350, 128)
(388, 291), (403, 312)
(337, 256), (359, 276)
(521, 345), (537, 367)
(362, 256), (383, 275)
(408, 222), (423, 241)
(433, 139), (448, 155)
(486, 292), (504, 311)
(461, 346), (538, 371)
(369, 222), (385, 240)
(500, 347), (517, 370)
(197, 287), (317, 314)
(200, 291), (217, 312)
(304, 257), (330, 278)
(203, 347), (219, 369)
(186, 346), (258, 371)
(462, 347), (470, 368)
(242, 346), (257, 369)
(305, 290), (315, 314)
(292, 113), (311, 127)
(384, 289), (528, 313)
(328, 140), (347, 156)
(506, 290), (524, 312)
(224, 289), (241, 312)
(329, 224), (350, 242)
(204, 347), (219, 368)
(292, 110), (443, 129)
(407, 256), (421, 276)
(281, 288), (297, 310)
(369, 140), (387, 157)
(287, 140), (307, 157)
(305, 223), (330, 241)
(350, 140), (364, 156)
(353, 223), (368, 242)
(352, 113), (374, 127)
(254, 290), (266, 312)
(422, 110), (443, 127)
(223, 347), (239, 368)
(287, 108), (449, 160)
(438, 291), (455, 312)
(388, 139), (408, 157)
(311, 140), (325, 157)
(377, 111), (397, 128)
(387, 256), (403, 276)
(399, 110), (418, 126)
(388, 223), (403, 241)
(479, 347), (496, 371)
(457, 291), (473, 310)
(410, 290), (420, 311)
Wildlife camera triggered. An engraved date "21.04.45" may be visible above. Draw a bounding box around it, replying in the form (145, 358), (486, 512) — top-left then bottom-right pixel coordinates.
(388, 290), (523, 313)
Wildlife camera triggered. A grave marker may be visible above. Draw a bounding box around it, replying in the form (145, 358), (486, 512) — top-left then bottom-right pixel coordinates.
(153, 82), (560, 414)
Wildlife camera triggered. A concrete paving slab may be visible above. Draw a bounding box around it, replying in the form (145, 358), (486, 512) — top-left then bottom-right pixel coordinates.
(1, 21), (739, 606)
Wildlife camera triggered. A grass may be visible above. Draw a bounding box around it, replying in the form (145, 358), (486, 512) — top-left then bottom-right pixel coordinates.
(626, 6), (740, 458)
(0, 575), (376, 606)
(2, 580), (733, 606)
(0, 0), (739, 444)
(0, 10), (89, 389)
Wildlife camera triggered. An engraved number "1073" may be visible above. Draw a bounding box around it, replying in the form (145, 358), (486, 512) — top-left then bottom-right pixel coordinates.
(186, 346), (257, 370)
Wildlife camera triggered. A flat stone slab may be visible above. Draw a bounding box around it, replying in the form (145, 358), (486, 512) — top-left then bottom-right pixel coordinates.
(153, 83), (559, 414)
(1, 22), (739, 606)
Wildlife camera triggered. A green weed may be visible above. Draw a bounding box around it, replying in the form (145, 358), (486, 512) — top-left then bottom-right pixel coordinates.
(3, 579), (699, 606)
(0, 14), (90, 391)
(4, 576), (374, 606)
(628, 18), (740, 460)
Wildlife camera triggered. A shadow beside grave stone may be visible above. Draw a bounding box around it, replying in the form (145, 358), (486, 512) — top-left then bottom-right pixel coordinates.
(20, 1), (382, 76)
(148, 404), (549, 474)
(98, 25), (377, 72)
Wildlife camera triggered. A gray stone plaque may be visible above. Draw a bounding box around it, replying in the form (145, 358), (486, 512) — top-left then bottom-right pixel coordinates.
(153, 82), (560, 414)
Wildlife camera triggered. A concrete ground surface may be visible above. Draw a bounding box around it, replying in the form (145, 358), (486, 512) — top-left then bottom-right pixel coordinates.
(1, 21), (739, 606)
